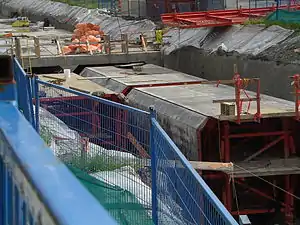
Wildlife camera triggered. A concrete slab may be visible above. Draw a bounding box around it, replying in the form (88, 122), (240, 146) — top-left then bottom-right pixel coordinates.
(39, 73), (115, 96)
(133, 83), (295, 120)
(21, 51), (162, 69)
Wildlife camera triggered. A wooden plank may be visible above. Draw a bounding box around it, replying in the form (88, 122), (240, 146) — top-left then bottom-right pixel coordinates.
(133, 158), (233, 171)
(39, 73), (115, 95)
(227, 158), (300, 177)
(76, 76), (127, 80)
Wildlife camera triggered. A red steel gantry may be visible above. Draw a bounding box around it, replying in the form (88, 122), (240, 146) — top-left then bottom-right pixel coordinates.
(161, 5), (300, 28)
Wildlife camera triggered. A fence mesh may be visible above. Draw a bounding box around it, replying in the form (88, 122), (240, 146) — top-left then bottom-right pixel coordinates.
(0, 132), (35, 225)
(35, 78), (238, 225)
(151, 118), (237, 225)
(266, 9), (300, 24)
(36, 80), (153, 225)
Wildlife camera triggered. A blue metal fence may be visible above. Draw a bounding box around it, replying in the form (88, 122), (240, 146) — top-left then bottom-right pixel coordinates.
(13, 59), (34, 125)
(5, 56), (239, 225)
(34, 76), (238, 225)
(0, 61), (119, 225)
(35, 79), (154, 224)
(150, 111), (238, 225)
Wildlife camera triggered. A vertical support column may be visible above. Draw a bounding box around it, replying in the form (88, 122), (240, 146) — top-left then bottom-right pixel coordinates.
(116, 109), (122, 150)
(0, 151), (4, 225)
(196, 129), (202, 175)
(121, 110), (128, 151)
(282, 118), (293, 225)
(223, 122), (230, 163)
(15, 38), (22, 60)
(149, 106), (158, 225)
(34, 75), (40, 133)
(233, 74), (242, 124)
(222, 122), (232, 211)
(284, 175), (294, 225)
(283, 118), (290, 158)
(103, 35), (111, 54)
(255, 79), (261, 122)
(92, 101), (97, 136)
(121, 34), (128, 54)
(292, 75), (300, 120)
(33, 37), (41, 58)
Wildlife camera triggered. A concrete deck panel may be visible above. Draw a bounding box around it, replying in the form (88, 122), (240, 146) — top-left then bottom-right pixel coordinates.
(21, 51), (162, 69)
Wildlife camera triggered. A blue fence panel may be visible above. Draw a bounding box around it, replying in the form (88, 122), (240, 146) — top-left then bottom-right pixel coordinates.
(0, 101), (118, 225)
(35, 79), (154, 224)
(36, 79), (150, 156)
(150, 117), (238, 225)
(13, 58), (34, 126)
(36, 78), (239, 225)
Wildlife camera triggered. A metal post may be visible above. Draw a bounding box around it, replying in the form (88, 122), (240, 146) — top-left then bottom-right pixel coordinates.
(33, 37), (41, 58)
(25, 75), (34, 127)
(276, 0), (279, 20)
(3, 162), (8, 225)
(34, 76), (40, 133)
(103, 35), (111, 54)
(15, 38), (22, 60)
(149, 106), (158, 225)
(121, 34), (129, 54)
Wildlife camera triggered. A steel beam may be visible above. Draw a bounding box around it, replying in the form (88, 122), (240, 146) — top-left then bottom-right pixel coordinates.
(243, 135), (284, 162)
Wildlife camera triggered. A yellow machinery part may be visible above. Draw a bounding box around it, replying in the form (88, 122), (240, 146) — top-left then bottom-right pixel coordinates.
(12, 20), (30, 27)
(155, 30), (163, 44)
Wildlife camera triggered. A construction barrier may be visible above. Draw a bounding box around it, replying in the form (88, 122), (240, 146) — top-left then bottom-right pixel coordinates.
(0, 57), (117, 225)
(13, 58), (34, 125)
(34, 76), (239, 225)
(36, 79), (153, 225)
(151, 115), (238, 225)
(266, 9), (300, 24)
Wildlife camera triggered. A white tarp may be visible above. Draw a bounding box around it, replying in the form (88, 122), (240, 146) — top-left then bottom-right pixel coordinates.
(91, 167), (192, 225)
(0, 0), (156, 39)
(163, 24), (293, 56)
(162, 28), (212, 55)
(39, 105), (190, 225)
(0, 0), (294, 55)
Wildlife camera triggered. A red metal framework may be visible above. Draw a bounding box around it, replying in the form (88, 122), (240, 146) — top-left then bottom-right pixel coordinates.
(122, 74), (261, 124)
(161, 5), (300, 28)
(291, 74), (300, 120)
(200, 116), (298, 224)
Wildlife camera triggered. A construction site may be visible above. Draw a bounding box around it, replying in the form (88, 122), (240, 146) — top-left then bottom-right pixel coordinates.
(1, 0), (300, 224)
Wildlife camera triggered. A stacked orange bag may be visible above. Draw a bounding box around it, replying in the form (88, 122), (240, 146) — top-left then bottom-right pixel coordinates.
(63, 23), (105, 54)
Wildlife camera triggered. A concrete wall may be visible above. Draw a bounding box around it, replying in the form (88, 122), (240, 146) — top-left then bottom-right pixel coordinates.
(164, 46), (300, 101)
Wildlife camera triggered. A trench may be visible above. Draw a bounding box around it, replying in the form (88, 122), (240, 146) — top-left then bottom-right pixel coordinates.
(163, 46), (300, 102)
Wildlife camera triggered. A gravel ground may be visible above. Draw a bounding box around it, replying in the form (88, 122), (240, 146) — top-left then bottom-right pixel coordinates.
(256, 33), (300, 64)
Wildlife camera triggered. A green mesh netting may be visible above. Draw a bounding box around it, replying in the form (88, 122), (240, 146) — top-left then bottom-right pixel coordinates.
(68, 165), (154, 225)
(266, 9), (300, 24)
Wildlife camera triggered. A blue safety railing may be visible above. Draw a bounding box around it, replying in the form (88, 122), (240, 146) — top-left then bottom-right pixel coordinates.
(0, 56), (239, 225)
(150, 114), (238, 225)
(0, 57), (118, 225)
(0, 102), (118, 225)
(34, 74), (239, 224)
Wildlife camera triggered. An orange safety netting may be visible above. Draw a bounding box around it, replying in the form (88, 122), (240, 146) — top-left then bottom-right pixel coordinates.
(62, 23), (105, 54)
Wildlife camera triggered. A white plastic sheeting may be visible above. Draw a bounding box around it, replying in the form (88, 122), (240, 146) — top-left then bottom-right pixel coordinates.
(39, 105), (190, 225)
(0, 0), (294, 55)
(91, 167), (192, 225)
(162, 28), (212, 55)
(0, 0), (156, 39)
(163, 24), (293, 56)
(39, 107), (82, 158)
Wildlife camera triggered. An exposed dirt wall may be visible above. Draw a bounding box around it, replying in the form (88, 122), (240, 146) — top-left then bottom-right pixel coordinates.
(164, 46), (300, 101)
